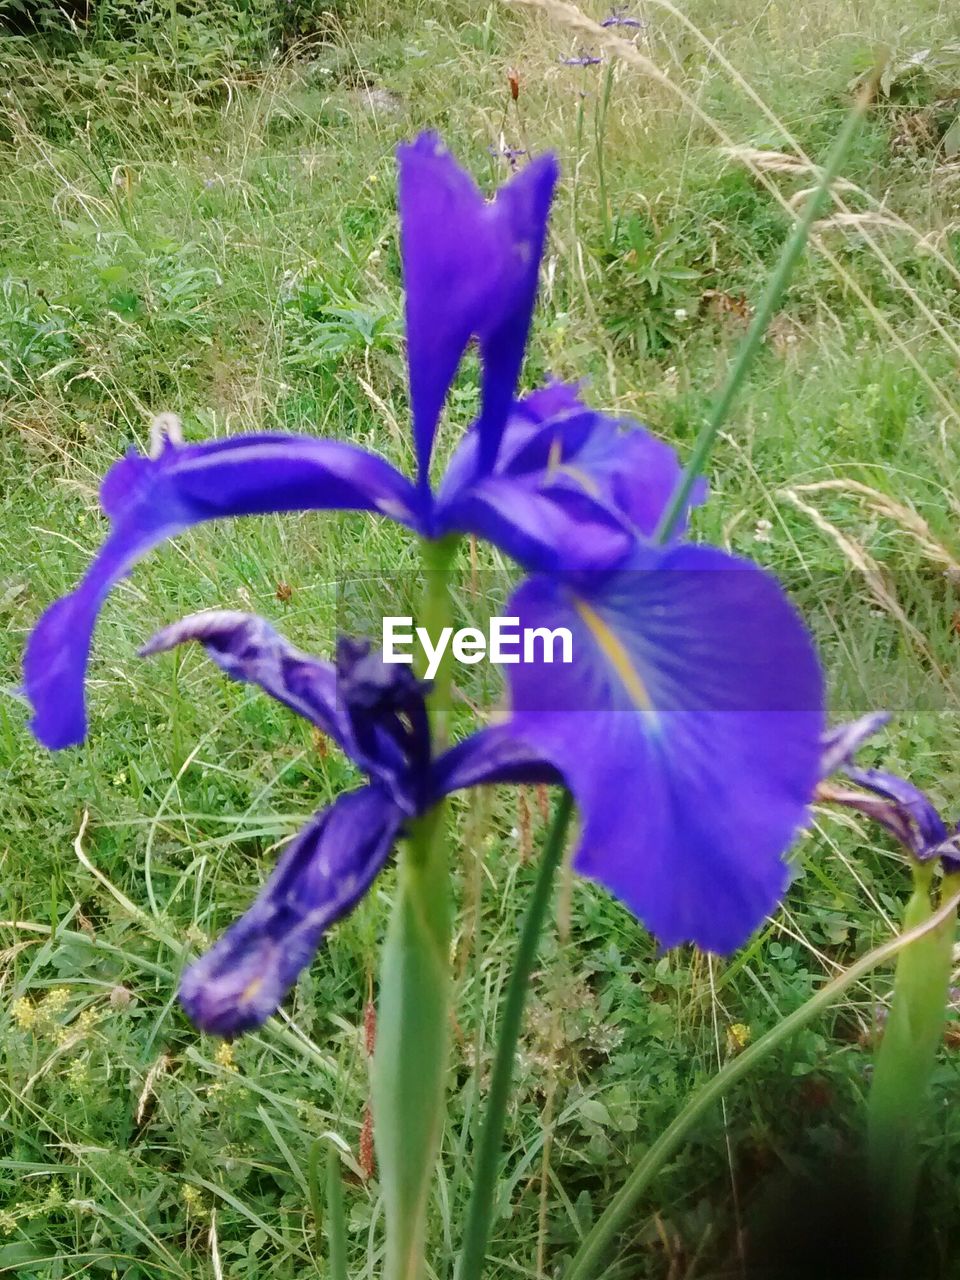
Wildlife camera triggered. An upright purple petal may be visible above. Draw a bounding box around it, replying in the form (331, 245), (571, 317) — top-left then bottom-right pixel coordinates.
(397, 134), (558, 481)
(495, 546), (824, 952)
(435, 382), (703, 571)
(180, 786), (402, 1036)
(24, 434), (416, 749)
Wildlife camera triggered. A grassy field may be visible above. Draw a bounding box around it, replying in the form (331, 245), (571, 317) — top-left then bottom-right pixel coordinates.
(3, 0), (960, 1275)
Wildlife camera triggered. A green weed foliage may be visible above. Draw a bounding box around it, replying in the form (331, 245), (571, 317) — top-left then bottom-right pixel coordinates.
(3, 1), (960, 1275)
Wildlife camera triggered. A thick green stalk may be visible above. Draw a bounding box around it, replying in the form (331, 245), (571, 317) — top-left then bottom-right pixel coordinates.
(564, 887), (960, 1280)
(654, 89), (871, 543)
(866, 867), (959, 1257)
(372, 535), (459, 1280)
(457, 791), (575, 1280)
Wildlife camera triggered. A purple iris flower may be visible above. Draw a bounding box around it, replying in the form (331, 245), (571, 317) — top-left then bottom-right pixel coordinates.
(141, 610), (556, 1035)
(23, 131), (825, 959)
(820, 713), (960, 868)
(487, 143), (528, 172)
(24, 132), (696, 752)
(600, 9), (646, 29)
(559, 50), (604, 66)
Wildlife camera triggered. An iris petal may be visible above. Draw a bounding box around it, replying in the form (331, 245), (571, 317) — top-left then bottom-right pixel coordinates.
(496, 545), (824, 952)
(24, 434), (416, 749)
(841, 766), (950, 858)
(143, 612), (431, 814)
(142, 610), (344, 747)
(438, 476), (633, 572)
(436, 383), (703, 570)
(397, 134), (557, 481)
(432, 723), (561, 793)
(819, 712), (891, 778)
(180, 786), (402, 1036)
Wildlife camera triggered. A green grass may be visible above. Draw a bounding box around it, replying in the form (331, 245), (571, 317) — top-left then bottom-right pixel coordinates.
(3, 0), (960, 1276)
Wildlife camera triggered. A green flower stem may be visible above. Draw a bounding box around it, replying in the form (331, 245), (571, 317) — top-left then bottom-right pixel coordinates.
(372, 534), (460, 1280)
(418, 533), (461, 747)
(866, 867), (960, 1258)
(654, 87), (871, 543)
(457, 790), (575, 1280)
(325, 1145), (349, 1280)
(564, 885), (960, 1280)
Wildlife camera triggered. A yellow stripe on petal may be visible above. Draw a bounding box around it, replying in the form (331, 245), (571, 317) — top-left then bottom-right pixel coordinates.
(241, 976), (265, 1004)
(575, 599), (659, 725)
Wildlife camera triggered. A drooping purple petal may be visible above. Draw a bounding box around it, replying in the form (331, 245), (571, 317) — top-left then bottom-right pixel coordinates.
(143, 610), (344, 745)
(819, 712), (891, 778)
(494, 545), (824, 952)
(24, 434), (416, 750)
(142, 613), (431, 814)
(397, 133), (558, 481)
(180, 786), (402, 1036)
(818, 777), (951, 862)
(839, 768), (951, 861)
(818, 714), (959, 863)
(432, 722), (561, 794)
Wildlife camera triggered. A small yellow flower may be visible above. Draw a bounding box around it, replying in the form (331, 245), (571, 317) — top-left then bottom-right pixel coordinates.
(76, 1008), (100, 1036)
(726, 1022), (751, 1054)
(11, 997), (38, 1031)
(181, 1184), (206, 1218)
(40, 987), (70, 1019)
(66, 1057), (90, 1090)
(215, 1041), (236, 1071)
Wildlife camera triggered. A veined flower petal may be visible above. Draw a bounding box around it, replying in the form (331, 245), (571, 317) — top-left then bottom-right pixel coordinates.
(436, 382), (703, 569)
(438, 476), (633, 572)
(180, 786), (403, 1036)
(142, 610), (343, 742)
(397, 133), (557, 480)
(496, 546), (824, 952)
(143, 612), (431, 814)
(431, 723), (561, 794)
(25, 434), (416, 749)
(819, 715), (960, 863)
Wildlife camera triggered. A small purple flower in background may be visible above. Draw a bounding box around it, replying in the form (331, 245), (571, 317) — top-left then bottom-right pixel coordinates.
(141, 611), (556, 1034)
(600, 8), (647, 29)
(487, 142), (528, 172)
(559, 50), (604, 66)
(24, 131), (824, 963)
(819, 713), (960, 868)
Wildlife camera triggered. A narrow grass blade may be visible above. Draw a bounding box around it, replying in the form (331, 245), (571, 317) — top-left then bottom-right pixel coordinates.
(654, 84), (874, 543)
